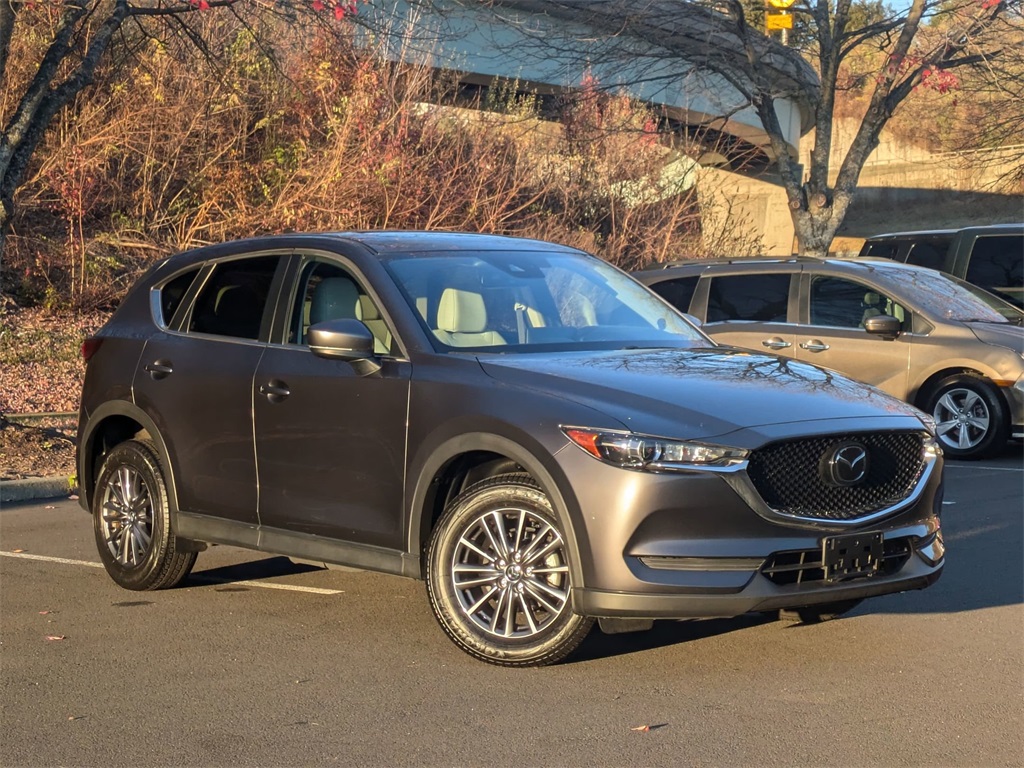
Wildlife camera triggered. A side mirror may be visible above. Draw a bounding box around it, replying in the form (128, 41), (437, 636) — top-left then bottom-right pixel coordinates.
(308, 319), (378, 367)
(864, 314), (902, 339)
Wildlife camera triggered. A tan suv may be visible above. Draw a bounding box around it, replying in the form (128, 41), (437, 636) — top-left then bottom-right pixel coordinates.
(635, 257), (1024, 459)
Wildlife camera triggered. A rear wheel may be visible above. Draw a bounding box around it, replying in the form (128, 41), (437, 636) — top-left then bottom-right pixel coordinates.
(925, 375), (1009, 459)
(426, 473), (593, 666)
(92, 439), (197, 590)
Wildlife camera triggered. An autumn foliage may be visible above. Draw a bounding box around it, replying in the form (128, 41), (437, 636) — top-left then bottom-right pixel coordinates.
(1, 14), (706, 313)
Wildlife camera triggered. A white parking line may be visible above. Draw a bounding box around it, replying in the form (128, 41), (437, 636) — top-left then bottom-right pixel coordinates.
(0, 551), (343, 595)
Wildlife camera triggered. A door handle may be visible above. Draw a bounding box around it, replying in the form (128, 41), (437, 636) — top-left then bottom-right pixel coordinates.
(259, 381), (291, 403)
(144, 360), (173, 380)
(761, 337), (791, 350)
(799, 340), (830, 352)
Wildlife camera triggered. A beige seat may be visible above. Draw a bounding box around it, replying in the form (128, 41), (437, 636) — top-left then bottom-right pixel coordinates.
(357, 294), (393, 355)
(564, 293), (597, 326)
(861, 291), (884, 327)
(433, 288), (506, 347)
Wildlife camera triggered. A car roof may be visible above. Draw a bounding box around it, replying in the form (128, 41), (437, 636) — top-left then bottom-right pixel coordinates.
(866, 223), (1023, 240)
(634, 255), (944, 281)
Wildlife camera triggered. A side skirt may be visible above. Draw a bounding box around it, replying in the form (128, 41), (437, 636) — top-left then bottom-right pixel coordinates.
(174, 512), (420, 579)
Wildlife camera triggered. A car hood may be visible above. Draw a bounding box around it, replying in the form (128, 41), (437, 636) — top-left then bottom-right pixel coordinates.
(479, 348), (923, 442)
(967, 321), (1024, 354)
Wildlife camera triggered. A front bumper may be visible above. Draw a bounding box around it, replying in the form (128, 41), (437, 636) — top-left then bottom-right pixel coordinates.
(555, 422), (945, 620)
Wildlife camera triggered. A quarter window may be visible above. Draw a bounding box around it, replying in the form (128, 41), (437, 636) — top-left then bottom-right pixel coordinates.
(159, 267), (200, 327)
(904, 237), (952, 270)
(189, 256), (280, 340)
(706, 274), (791, 323)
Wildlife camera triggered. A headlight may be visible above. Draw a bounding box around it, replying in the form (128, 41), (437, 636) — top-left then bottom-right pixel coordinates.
(562, 427), (748, 471)
(917, 412), (938, 436)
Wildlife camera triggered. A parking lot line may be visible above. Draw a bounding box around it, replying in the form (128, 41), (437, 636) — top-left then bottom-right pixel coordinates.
(0, 551), (343, 595)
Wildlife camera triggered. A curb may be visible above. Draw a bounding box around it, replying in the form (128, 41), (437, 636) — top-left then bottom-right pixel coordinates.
(0, 476), (76, 504)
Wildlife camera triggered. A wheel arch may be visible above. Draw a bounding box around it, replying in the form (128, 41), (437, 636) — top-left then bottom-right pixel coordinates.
(406, 432), (583, 585)
(912, 366), (1000, 410)
(79, 401), (179, 519)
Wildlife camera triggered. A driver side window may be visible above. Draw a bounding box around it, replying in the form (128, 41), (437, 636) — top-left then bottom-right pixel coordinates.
(289, 260), (395, 355)
(809, 277), (905, 330)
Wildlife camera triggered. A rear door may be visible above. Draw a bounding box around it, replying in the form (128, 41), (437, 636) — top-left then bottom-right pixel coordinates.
(793, 273), (912, 399)
(694, 270), (799, 358)
(133, 254), (285, 526)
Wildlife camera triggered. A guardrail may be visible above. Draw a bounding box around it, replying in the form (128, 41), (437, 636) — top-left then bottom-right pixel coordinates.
(3, 412), (78, 424)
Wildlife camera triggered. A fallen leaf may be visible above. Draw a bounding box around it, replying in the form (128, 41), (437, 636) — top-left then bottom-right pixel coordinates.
(12, 549), (25, 553)
(45, 505), (55, 509)
(39, 610), (51, 615)
(68, 715), (87, 721)
(631, 725), (651, 732)
(45, 635), (66, 641)
(69, 494), (79, 501)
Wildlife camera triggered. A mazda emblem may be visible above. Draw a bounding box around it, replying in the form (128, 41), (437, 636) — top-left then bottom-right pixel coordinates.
(826, 443), (870, 486)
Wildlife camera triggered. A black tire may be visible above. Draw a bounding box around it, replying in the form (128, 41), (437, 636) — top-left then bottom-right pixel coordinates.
(425, 473), (593, 666)
(924, 375), (1009, 460)
(92, 439), (197, 591)
(779, 598), (864, 624)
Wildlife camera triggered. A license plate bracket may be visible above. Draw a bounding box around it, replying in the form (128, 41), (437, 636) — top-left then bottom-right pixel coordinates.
(822, 532), (883, 583)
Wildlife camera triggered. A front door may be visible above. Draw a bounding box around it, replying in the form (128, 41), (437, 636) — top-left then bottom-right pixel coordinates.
(793, 275), (912, 399)
(253, 259), (411, 548)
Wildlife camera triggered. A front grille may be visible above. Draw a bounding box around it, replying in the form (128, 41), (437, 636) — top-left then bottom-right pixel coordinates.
(746, 432), (926, 521)
(761, 538), (913, 586)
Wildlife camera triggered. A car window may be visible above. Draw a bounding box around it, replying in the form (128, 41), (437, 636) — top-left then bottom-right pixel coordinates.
(706, 274), (790, 323)
(189, 256), (279, 340)
(384, 250), (704, 350)
(648, 276), (699, 313)
(862, 242), (898, 259)
(159, 267), (201, 327)
(965, 235), (1024, 307)
(809, 277), (906, 330)
(904, 238), (951, 270)
(289, 260), (394, 355)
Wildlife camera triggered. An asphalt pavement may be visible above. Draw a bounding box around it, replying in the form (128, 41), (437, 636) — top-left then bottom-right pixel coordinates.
(1, 449), (1022, 766)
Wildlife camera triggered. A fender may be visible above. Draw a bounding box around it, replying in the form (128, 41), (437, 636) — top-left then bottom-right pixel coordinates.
(78, 400), (183, 527)
(405, 431), (586, 588)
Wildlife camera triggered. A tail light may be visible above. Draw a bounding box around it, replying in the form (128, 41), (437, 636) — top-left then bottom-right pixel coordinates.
(81, 337), (103, 362)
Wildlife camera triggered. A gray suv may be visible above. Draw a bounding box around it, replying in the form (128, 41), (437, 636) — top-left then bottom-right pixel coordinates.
(78, 233), (945, 665)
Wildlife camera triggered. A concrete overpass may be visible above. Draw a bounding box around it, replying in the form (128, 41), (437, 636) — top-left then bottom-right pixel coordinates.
(368, 0), (819, 174)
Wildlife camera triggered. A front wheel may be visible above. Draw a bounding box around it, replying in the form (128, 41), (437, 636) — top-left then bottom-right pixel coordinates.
(925, 375), (1009, 459)
(426, 473), (593, 666)
(92, 439), (197, 590)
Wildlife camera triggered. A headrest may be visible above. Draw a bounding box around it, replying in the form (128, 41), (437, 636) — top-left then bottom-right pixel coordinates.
(437, 288), (487, 333)
(309, 277), (359, 325)
(863, 292), (881, 306)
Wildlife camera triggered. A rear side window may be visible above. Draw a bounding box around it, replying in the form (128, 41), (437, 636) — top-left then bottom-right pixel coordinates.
(965, 235), (1024, 306)
(706, 274), (791, 323)
(649, 276), (699, 313)
(159, 268), (200, 327)
(189, 256), (280, 340)
(905, 237), (952, 270)
(862, 241), (898, 259)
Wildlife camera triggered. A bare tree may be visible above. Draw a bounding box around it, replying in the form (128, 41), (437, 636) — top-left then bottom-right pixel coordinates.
(459, 0), (1014, 255)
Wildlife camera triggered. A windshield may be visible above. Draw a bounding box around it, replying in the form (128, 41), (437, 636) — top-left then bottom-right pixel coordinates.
(384, 250), (706, 351)
(877, 266), (1018, 324)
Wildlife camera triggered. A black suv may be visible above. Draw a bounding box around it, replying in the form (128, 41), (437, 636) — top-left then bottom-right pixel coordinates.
(78, 232), (945, 665)
(859, 223), (1023, 308)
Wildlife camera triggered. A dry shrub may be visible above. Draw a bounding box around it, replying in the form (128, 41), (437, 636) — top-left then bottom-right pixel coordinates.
(4, 16), (707, 311)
